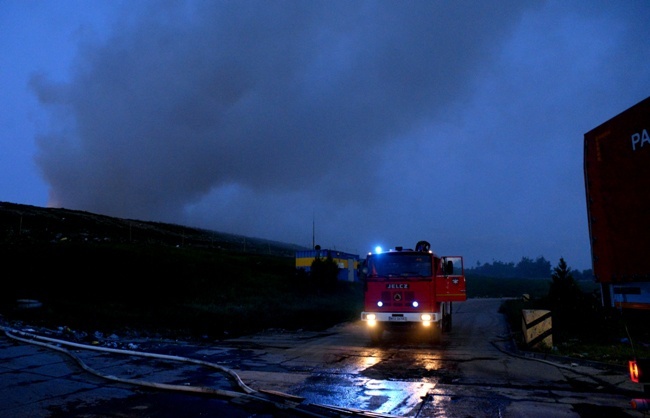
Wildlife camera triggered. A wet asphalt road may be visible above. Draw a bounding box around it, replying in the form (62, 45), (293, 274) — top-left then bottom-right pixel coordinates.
(1, 298), (646, 417)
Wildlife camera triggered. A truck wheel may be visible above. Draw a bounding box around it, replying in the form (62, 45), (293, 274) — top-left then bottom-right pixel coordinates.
(443, 313), (452, 333)
(441, 303), (452, 333)
(369, 327), (383, 344)
(430, 324), (442, 345)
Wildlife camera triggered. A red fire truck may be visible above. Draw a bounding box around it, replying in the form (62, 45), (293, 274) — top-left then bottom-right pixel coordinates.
(360, 240), (466, 343)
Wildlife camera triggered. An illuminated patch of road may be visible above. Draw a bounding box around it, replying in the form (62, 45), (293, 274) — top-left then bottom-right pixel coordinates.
(294, 373), (436, 416)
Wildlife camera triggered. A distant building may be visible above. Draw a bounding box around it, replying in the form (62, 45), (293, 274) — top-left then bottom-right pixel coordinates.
(295, 249), (360, 282)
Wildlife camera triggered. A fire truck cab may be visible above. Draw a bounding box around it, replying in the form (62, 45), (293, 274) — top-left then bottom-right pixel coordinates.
(360, 241), (466, 344)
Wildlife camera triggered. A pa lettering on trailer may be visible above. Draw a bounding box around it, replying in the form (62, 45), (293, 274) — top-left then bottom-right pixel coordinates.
(631, 128), (649, 151)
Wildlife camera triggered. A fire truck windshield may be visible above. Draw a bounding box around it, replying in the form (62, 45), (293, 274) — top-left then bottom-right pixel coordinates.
(367, 253), (432, 278)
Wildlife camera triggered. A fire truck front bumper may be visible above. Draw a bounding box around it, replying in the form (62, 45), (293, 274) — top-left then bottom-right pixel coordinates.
(361, 312), (439, 327)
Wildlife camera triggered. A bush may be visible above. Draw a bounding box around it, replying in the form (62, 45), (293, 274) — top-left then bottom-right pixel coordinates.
(538, 258), (609, 343)
(310, 252), (339, 292)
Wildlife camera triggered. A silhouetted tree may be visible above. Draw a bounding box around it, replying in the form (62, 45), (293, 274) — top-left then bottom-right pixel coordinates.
(310, 251), (339, 292)
(547, 258), (581, 304)
(466, 256), (551, 278)
(544, 257), (606, 342)
(571, 268), (594, 281)
(515, 256), (551, 278)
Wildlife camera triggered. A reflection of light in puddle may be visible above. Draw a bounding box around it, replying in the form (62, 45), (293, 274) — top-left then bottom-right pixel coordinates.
(347, 352), (384, 371)
(412, 353), (443, 372)
(345, 351), (445, 415)
(362, 380), (436, 415)
(361, 356), (381, 368)
(297, 375), (447, 417)
(297, 344), (447, 416)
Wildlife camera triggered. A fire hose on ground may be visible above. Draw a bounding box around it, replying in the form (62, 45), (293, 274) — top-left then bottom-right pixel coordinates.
(3, 326), (401, 418)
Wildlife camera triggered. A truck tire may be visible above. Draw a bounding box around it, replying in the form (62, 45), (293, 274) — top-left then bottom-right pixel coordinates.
(441, 303), (452, 333)
(369, 327), (383, 345)
(442, 312), (452, 333)
(430, 324), (442, 345)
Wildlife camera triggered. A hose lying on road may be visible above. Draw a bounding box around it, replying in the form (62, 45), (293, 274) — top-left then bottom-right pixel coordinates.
(3, 326), (401, 418)
(4, 326), (253, 398)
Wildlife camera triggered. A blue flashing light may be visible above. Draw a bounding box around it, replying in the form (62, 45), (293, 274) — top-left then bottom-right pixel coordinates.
(375, 246), (382, 254)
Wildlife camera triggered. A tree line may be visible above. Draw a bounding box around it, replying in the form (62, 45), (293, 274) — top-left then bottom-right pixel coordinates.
(466, 256), (594, 281)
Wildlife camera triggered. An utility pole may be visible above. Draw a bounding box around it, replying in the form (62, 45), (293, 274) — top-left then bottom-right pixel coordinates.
(312, 213), (315, 250)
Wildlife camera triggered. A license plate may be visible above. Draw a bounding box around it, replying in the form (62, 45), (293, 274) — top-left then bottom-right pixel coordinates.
(388, 316), (406, 321)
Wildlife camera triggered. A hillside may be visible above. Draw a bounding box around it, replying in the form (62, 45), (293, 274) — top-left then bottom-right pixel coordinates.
(0, 201), (309, 257)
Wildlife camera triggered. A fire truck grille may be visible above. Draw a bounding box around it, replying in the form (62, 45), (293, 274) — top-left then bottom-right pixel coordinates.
(380, 291), (416, 307)
(381, 291), (391, 304)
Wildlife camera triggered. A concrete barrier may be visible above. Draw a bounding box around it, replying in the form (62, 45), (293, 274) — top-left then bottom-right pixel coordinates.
(521, 309), (552, 349)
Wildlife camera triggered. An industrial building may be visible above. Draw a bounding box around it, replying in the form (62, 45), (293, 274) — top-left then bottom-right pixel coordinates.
(295, 249), (360, 282)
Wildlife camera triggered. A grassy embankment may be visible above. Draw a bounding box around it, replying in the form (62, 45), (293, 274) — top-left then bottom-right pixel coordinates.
(1, 240), (362, 339)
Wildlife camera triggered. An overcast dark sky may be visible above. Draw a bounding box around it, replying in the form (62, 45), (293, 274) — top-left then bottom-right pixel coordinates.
(2, 1), (650, 270)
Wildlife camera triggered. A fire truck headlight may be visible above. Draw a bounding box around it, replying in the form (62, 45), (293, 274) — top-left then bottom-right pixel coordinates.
(377, 301), (383, 307)
(366, 314), (376, 321)
(420, 314), (432, 322)
(412, 301), (419, 308)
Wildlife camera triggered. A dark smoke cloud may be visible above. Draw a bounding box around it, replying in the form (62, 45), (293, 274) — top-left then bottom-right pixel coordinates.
(33, 1), (529, 221)
(29, 1), (650, 268)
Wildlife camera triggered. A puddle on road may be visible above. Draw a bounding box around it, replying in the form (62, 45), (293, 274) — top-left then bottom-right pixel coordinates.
(361, 351), (450, 381)
(283, 333), (453, 416)
(293, 371), (436, 416)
